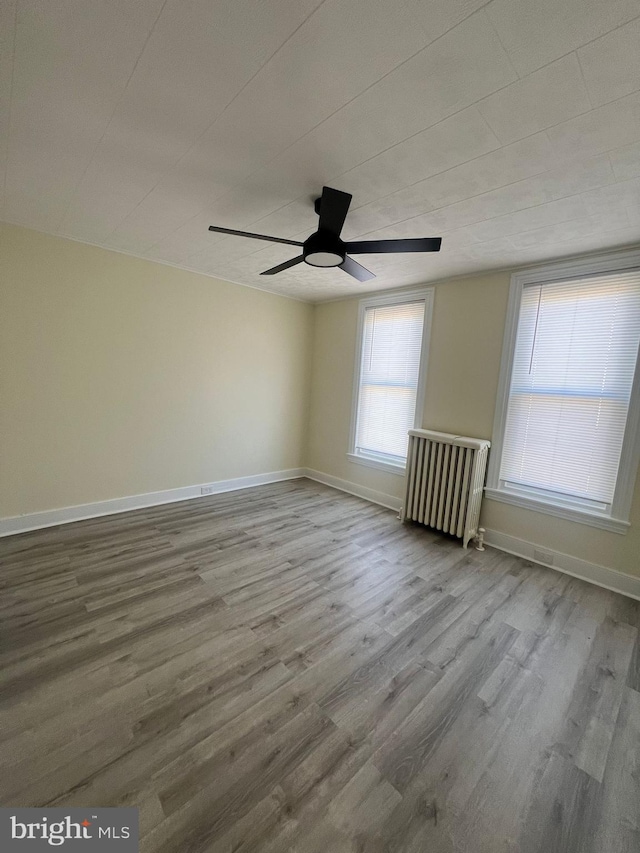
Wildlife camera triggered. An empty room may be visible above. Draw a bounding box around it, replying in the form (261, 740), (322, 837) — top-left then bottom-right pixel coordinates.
(1, 1), (640, 851)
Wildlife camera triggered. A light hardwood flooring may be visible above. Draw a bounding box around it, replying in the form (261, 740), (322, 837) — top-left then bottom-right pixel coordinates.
(1, 478), (639, 852)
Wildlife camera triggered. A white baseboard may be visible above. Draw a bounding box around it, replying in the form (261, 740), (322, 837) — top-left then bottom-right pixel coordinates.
(0, 468), (306, 537)
(304, 470), (640, 601)
(3, 467), (639, 602)
(304, 468), (403, 512)
(483, 528), (640, 601)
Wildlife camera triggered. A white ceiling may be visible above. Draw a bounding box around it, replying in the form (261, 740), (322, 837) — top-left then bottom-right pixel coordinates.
(1, 0), (640, 302)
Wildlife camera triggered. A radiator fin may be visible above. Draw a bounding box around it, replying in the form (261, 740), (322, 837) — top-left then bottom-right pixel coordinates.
(402, 429), (490, 548)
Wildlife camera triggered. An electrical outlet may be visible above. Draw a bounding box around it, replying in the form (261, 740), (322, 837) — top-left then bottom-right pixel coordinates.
(200, 486), (215, 496)
(533, 548), (554, 565)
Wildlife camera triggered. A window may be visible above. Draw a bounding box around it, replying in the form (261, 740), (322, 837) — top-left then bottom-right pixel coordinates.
(486, 251), (640, 533)
(349, 288), (433, 473)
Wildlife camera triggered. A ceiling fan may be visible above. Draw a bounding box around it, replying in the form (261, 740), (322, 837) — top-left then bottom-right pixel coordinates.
(208, 186), (442, 282)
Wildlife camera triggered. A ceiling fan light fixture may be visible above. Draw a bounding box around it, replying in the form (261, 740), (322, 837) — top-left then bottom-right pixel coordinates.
(304, 250), (345, 267)
(302, 228), (346, 268)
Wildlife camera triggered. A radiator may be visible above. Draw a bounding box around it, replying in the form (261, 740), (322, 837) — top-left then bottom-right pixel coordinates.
(402, 429), (490, 548)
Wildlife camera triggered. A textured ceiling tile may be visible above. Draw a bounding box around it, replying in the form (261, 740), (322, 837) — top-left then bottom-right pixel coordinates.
(485, 0), (640, 76)
(59, 0), (326, 244)
(464, 195), (587, 243)
(344, 133), (557, 237)
(609, 141), (640, 180)
(156, 197), (315, 267)
(4, 0), (640, 301)
(540, 154), (615, 200)
(405, 177), (555, 233)
(198, 9), (518, 228)
(104, 0), (428, 250)
(507, 211), (630, 250)
(403, 0), (495, 44)
(580, 178), (640, 218)
(367, 10), (517, 125)
(546, 92), (640, 161)
(578, 17), (640, 108)
(4, 0), (167, 230)
(336, 108), (501, 206)
(107, 6), (517, 258)
(476, 54), (591, 144)
(58, 135), (176, 244)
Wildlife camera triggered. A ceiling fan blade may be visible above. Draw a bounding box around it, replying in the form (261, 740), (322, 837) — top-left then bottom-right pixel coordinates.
(345, 237), (442, 253)
(339, 255), (376, 282)
(208, 225), (303, 247)
(318, 186), (352, 237)
(260, 255), (305, 276)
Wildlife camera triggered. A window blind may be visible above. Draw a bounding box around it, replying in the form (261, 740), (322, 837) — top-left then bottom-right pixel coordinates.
(355, 300), (425, 463)
(500, 270), (640, 507)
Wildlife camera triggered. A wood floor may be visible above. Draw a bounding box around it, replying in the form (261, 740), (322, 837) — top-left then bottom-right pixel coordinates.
(1, 479), (639, 852)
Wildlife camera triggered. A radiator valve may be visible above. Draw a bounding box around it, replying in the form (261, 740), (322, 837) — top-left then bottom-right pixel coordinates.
(475, 528), (486, 551)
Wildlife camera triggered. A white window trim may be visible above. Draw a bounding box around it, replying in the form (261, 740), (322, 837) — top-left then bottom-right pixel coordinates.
(486, 248), (640, 535)
(348, 287), (434, 475)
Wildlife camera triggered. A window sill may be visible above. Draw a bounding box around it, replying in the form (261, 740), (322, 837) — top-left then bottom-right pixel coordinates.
(484, 487), (630, 534)
(347, 452), (406, 476)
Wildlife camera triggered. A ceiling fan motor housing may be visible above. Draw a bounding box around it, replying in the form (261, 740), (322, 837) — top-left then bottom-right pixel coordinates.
(303, 230), (346, 267)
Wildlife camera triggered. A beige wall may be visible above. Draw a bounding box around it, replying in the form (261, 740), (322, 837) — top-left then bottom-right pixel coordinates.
(307, 271), (640, 580)
(3, 222), (639, 580)
(0, 224), (313, 517)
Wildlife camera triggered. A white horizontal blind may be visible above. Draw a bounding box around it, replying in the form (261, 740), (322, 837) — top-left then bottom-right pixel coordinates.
(355, 300), (425, 463)
(500, 271), (640, 507)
